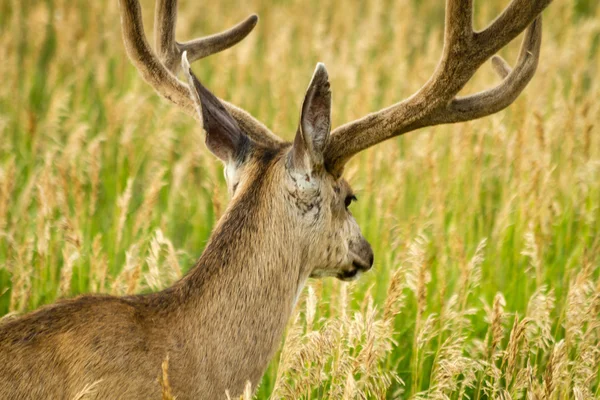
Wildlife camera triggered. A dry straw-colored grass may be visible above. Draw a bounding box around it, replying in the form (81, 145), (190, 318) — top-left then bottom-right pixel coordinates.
(0, 0), (599, 398)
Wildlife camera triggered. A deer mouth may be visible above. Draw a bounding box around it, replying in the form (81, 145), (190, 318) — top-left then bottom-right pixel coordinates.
(337, 257), (373, 281)
(352, 258), (372, 271)
(338, 268), (361, 281)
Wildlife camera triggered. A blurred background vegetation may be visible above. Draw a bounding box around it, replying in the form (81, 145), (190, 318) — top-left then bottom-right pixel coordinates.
(0, 0), (599, 398)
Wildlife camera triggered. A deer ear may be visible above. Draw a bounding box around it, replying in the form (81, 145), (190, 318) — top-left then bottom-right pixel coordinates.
(182, 53), (250, 163)
(290, 63), (331, 171)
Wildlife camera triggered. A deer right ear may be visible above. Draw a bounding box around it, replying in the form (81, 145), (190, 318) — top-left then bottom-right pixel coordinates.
(289, 63), (331, 172)
(182, 53), (250, 163)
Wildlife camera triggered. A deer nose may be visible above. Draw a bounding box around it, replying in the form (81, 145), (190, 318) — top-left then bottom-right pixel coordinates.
(351, 238), (374, 271)
(361, 240), (374, 270)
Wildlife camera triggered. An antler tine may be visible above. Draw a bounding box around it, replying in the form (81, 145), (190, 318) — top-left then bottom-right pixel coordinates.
(491, 56), (513, 79)
(179, 16), (258, 67)
(324, 0), (552, 178)
(444, 0), (473, 49)
(154, 0), (178, 70)
(446, 17), (542, 124)
(154, 0), (258, 74)
(476, 0), (546, 56)
(119, 0), (283, 147)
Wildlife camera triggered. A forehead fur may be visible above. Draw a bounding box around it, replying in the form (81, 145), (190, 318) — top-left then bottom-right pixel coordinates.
(245, 145), (286, 181)
(239, 142), (354, 198)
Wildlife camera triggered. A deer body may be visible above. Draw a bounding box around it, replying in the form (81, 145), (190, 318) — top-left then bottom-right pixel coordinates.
(0, 146), (315, 399)
(0, 0), (551, 398)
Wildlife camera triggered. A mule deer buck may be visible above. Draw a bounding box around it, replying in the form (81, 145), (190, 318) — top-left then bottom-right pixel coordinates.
(0, 0), (551, 398)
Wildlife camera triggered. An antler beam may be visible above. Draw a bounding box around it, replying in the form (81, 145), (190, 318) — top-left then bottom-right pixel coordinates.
(118, 0), (283, 147)
(324, 0), (552, 177)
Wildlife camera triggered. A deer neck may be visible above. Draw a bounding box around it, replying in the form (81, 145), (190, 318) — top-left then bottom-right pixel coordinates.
(165, 156), (308, 392)
(179, 190), (305, 315)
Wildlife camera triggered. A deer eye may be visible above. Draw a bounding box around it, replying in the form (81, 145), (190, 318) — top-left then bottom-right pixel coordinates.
(344, 194), (357, 209)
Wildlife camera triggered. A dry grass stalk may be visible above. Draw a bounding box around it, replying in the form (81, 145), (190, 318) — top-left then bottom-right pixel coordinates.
(116, 178), (134, 250)
(522, 226), (543, 287)
(111, 243), (142, 296)
(525, 286), (555, 353)
(0, 158), (16, 232)
(86, 136), (103, 217)
(543, 340), (567, 399)
(406, 235), (430, 395)
(71, 379), (104, 400)
(160, 355), (175, 400)
(59, 244), (80, 297)
(489, 293), (507, 361)
(383, 262), (407, 323)
(502, 315), (531, 391)
(134, 167), (167, 236)
(89, 234), (108, 293)
(144, 230), (181, 291)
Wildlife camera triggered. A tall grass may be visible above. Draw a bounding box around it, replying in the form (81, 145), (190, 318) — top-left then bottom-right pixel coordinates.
(0, 0), (599, 398)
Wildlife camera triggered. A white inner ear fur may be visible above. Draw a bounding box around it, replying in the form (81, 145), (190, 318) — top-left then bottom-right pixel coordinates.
(300, 125), (326, 167)
(303, 113), (329, 153)
(224, 160), (242, 197)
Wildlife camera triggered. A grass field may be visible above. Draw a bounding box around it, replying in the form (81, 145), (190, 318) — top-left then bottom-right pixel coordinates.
(1, 0), (599, 398)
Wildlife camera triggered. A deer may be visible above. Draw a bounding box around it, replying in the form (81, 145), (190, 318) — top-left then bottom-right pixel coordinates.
(0, 0), (551, 398)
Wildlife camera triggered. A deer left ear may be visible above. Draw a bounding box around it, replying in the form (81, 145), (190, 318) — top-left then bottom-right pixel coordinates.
(290, 63), (331, 171)
(182, 53), (250, 164)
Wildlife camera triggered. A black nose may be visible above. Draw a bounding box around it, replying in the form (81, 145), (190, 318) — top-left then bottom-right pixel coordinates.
(363, 239), (374, 269)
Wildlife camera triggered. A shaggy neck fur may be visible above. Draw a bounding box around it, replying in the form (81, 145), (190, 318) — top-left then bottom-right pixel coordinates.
(161, 149), (307, 397)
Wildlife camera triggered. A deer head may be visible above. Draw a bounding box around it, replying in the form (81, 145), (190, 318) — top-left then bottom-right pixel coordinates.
(181, 55), (374, 281)
(119, 0), (549, 286)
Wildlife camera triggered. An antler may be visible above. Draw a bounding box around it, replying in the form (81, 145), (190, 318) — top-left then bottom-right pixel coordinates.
(324, 0), (552, 177)
(118, 0), (283, 147)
